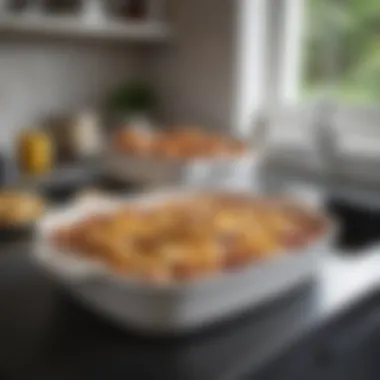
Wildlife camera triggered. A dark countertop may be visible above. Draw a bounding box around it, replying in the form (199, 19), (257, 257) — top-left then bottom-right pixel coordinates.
(1, 165), (380, 379)
(0, 242), (380, 380)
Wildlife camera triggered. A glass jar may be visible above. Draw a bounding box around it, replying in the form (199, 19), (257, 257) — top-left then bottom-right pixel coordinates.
(17, 129), (55, 176)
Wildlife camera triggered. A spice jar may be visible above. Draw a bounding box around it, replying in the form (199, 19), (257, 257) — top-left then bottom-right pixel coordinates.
(17, 129), (55, 176)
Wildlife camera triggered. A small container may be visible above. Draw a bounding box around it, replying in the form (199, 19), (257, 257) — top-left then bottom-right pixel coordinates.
(17, 129), (55, 177)
(69, 111), (104, 159)
(0, 188), (46, 242)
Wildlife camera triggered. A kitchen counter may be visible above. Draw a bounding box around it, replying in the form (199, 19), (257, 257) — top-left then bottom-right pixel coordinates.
(0, 242), (380, 380)
(1, 162), (380, 379)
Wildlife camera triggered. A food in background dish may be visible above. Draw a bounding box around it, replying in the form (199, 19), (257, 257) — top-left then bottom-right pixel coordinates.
(114, 127), (247, 159)
(0, 192), (45, 226)
(51, 195), (326, 283)
(114, 128), (154, 156)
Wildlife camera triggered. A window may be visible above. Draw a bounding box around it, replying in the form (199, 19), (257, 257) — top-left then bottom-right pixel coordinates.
(235, 0), (380, 136)
(256, 0), (380, 149)
(302, 0), (380, 103)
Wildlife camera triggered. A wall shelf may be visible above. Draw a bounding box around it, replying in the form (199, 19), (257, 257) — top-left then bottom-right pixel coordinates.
(0, 14), (173, 43)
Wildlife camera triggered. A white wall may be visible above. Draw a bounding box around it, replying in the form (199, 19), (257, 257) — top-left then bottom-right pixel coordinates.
(0, 40), (141, 152)
(146, 0), (237, 134)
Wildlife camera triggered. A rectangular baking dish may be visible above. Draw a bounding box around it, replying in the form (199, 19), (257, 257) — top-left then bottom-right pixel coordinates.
(32, 190), (332, 334)
(101, 150), (262, 189)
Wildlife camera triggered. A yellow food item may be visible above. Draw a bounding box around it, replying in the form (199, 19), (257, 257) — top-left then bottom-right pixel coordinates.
(17, 130), (54, 176)
(0, 192), (45, 226)
(52, 195), (325, 283)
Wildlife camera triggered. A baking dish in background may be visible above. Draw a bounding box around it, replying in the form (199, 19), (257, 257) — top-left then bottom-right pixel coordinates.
(102, 152), (261, 189)
(32, 190), (333, 334)
(102, 127), (263, 188)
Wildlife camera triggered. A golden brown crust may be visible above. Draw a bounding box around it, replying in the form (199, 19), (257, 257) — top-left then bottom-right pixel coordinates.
(114, 128), (248, 159)
(52, 195), (326, 283)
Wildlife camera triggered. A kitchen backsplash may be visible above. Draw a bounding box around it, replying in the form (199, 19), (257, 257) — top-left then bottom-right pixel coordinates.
(0, 41), (143, 153)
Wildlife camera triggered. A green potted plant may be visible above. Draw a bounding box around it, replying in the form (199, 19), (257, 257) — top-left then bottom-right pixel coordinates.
(106, 80), (157, 131)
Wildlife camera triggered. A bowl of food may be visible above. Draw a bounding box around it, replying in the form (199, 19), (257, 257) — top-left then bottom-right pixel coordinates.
(0, 190), (45, 240)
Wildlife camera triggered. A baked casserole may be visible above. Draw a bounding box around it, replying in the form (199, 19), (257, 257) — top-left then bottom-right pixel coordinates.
(113, 128), (247, 159)
(52, 195), (326, 284)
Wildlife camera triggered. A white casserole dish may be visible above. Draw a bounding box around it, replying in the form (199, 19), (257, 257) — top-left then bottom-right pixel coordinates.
(102, 151), (262, 189)
(32, 190), (332, 334)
